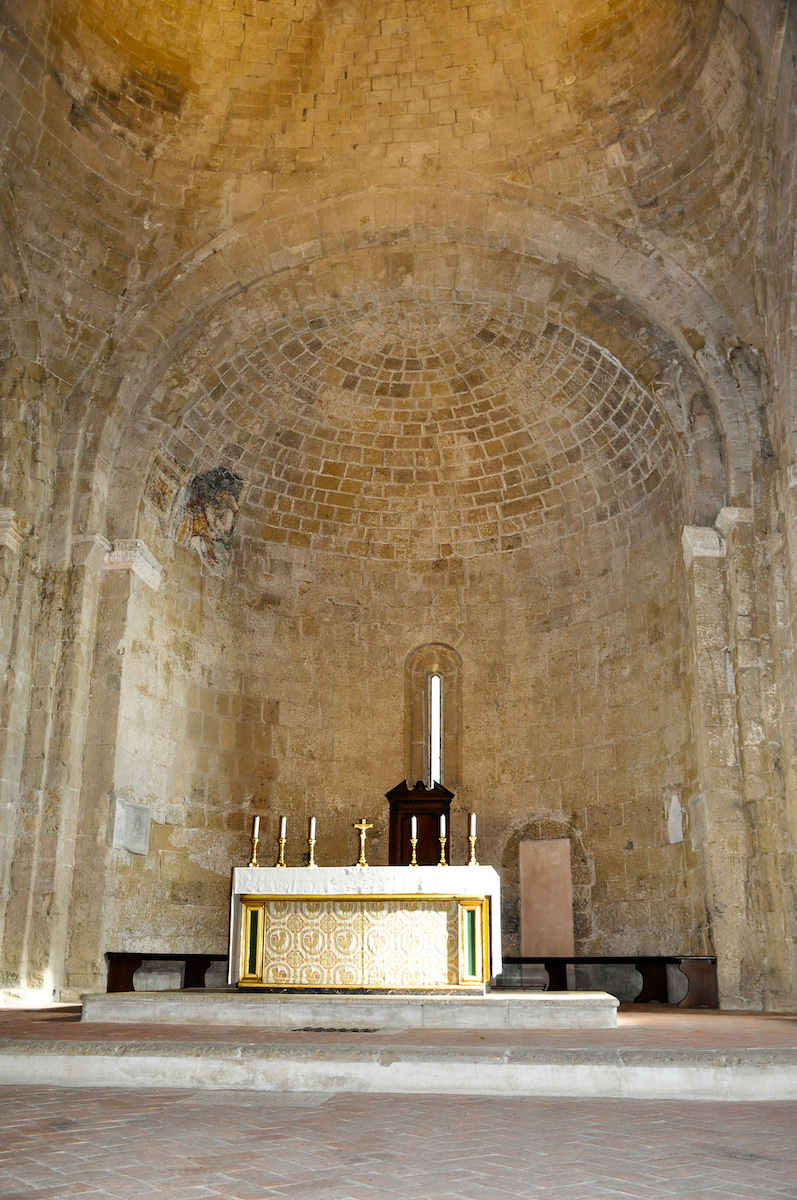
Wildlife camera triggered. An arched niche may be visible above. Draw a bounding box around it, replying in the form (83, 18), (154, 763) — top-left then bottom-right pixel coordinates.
(405, 644), (462, 789)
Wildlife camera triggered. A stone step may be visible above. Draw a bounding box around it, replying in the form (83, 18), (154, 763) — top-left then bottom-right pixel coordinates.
(2, 1036), (796, 1101)
(81, 989), (619, 1030)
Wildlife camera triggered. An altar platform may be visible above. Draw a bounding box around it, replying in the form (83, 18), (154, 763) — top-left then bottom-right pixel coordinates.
(2, 1004), (797, 1101)
(81, 988), (618, 1029)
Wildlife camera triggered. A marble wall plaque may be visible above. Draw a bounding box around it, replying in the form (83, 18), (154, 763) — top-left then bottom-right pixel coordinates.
(111, 796), (152, 856)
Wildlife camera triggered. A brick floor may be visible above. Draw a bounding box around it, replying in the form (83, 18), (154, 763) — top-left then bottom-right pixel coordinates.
(1, 1005), (797, 1198)
(0, 1087), (795, 1199)
(3, 1004), (797, 1052)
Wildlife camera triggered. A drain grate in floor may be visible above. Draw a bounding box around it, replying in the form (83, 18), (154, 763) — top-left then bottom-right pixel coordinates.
(290, 1026), (378, 1033)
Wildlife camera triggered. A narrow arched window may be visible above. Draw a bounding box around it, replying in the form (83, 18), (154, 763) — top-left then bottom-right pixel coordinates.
(405, 645), (462, 788)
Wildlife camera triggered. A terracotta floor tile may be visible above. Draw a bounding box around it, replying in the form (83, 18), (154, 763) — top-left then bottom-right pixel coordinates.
(3, 1087), (795, 1200)
(2, 1005), (797, 1200)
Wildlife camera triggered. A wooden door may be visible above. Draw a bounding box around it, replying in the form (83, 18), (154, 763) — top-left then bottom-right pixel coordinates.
(396, 809), (441, 866)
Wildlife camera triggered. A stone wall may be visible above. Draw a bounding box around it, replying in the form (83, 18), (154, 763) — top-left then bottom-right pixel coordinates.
(70, 419), (700, 989)
(2, 1), (797, 1009)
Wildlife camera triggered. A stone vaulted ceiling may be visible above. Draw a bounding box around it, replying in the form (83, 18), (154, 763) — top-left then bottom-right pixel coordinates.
(0, 0), (769, 557)
(155, 256), (688, 560)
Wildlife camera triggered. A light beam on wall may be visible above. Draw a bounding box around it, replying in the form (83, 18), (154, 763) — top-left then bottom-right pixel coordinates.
(430, 673), (442, 785)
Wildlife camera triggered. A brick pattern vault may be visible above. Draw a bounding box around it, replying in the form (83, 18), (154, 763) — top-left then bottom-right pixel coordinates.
(155, 286), (680, 561)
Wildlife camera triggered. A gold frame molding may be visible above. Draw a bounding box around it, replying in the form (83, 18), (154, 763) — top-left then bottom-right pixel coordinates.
(238, 892), (491, 990)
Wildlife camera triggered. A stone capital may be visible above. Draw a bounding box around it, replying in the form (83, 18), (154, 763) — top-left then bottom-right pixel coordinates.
(0, 507), (29, 553)
(72, 533), (112, 571)
(714, 507), (754, 538)
(103, 539), (163, 591)
(682, 525), (726, 569)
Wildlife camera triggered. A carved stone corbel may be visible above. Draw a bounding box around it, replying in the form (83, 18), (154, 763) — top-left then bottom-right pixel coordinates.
(0, 507), (29, 553)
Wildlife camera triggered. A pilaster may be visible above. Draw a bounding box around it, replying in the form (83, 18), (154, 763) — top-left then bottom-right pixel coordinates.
(681, 520), (750, 1007)
(0, 533), (109, 1000)
(0, 508), (33, 977)
(0, 530), (164, 1001)
(63, 539), (163, 996)
(720, 505), (797, 1008)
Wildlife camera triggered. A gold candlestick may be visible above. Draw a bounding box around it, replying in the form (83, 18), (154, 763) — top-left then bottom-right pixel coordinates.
(438, 835), (448, 866)
(354, 817), (373, 867)
(467, 834), (479, 867)
(276, 837), (286, 868)
(248, 835), (260, 868)
(409, 837), (418, 866)
(307, 836), (317, 867)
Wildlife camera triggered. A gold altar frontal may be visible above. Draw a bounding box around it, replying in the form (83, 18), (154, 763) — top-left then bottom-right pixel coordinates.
(229, 865), (503, 992)
(239, 893), (490, 990)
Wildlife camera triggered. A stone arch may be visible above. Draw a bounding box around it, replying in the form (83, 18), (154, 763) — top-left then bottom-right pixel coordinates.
(54, 180), (755, 552)
(500, 814), (593, 957)
(122, 240), (720, 565)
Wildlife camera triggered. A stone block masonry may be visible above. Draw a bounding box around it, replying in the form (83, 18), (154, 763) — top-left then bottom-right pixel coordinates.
(1, 0), (797, 1011)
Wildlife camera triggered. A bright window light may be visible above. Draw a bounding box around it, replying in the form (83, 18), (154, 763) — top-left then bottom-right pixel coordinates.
(430, 673), (442, 785)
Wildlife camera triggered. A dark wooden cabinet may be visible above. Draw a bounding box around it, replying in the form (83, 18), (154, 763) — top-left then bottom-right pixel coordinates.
(386, 779), (454, 866)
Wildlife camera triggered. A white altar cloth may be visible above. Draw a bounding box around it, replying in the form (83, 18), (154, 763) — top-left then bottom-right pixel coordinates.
(228, 865), (502, 986)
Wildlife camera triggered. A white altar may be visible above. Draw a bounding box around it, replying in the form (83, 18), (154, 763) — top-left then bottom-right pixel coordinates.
(228, 866), (502, 991)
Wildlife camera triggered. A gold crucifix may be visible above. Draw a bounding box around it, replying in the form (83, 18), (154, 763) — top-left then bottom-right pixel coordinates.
(354, 817), (373, 867)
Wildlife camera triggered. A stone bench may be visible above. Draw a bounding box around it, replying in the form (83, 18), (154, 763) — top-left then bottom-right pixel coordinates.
(497, 956), (719, 1008)
(105, 952), (229, 993)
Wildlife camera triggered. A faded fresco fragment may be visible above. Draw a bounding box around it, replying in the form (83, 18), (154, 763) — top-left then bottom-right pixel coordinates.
(145, 452), (189, 526)
(175, 466), (245, 576)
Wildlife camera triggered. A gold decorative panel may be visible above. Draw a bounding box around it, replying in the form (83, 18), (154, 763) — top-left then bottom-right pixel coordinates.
(360, 900), (457, 988)
(263, 900), (363, 987)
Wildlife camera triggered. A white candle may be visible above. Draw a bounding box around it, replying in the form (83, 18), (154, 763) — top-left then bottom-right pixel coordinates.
(252, 816), (260, 838)
(439, 814), (446, 838)
(470, 812), (476, 836)
(309, 817), (316, 839)
(279, 816), (287, 839)
(411, 815), (417, 839)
